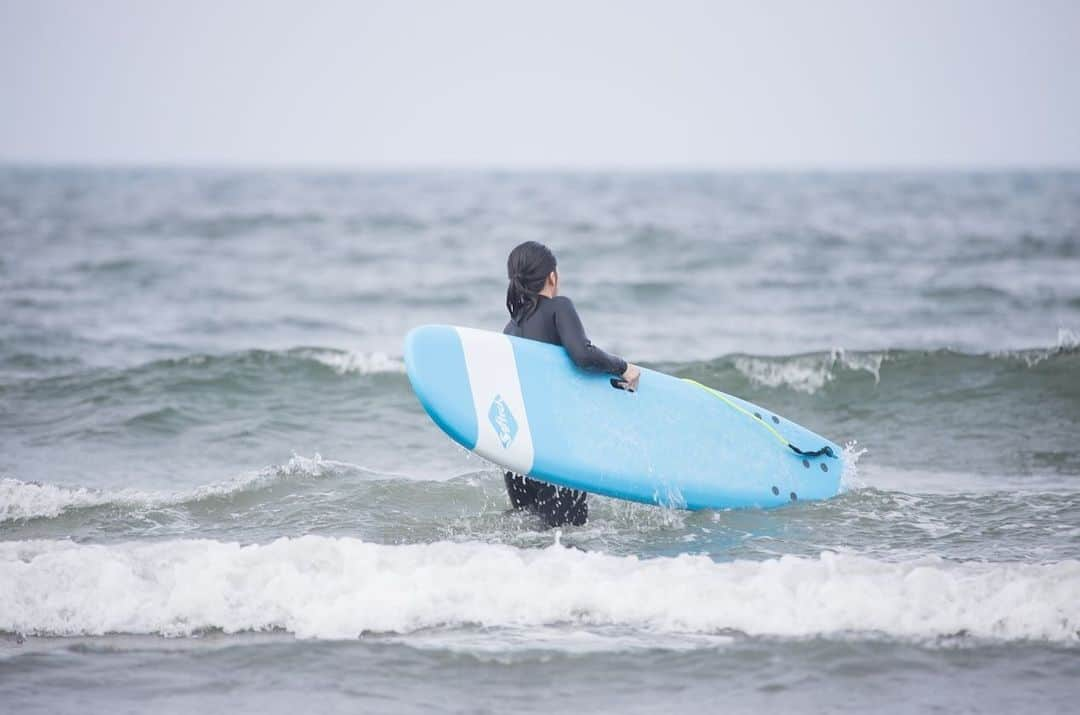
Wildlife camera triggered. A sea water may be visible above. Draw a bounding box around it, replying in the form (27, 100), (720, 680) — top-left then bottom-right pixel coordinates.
(1, 168), (1078, 712)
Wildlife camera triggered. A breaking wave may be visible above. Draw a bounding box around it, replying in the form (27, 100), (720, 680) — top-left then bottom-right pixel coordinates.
(674, 338), (1079, 396)
(6, 338), (1076, 404)
(2, 537), (1077, 643)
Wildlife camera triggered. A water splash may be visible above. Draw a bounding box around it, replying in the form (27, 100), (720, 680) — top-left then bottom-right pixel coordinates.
(839, 440), (869, 492)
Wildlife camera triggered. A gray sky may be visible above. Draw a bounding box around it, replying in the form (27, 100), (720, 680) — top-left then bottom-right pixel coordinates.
(2, 0), (1078, 168)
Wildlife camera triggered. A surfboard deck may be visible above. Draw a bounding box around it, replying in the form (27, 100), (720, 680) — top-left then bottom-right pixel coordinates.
(404, 325), (843, 510)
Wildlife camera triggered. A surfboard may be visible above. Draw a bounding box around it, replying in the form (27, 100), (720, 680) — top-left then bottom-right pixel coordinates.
(404, 325), (843, 510)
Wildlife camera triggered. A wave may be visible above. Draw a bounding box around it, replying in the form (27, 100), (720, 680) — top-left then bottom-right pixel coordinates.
(1, 346), (404, 387)
(0, 454), (340, 523)
(288, 348), (404, 375)
(6, 333), (1076, 399)
(4, 340), (1077, 485)
(1, 537), (1077, 643)
(0, 443), (867, 527)
(0, 347), (409, 438)
(670, 334), (1079, 396)
(730, 349), (885, 394)
(163, 347), (406, 376)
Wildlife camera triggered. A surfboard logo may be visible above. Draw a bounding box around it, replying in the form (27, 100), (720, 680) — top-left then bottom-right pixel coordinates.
(487, 394), (518, 448)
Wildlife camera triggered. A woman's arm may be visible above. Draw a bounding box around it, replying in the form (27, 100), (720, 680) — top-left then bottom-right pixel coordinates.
(551, 296), (629, 375)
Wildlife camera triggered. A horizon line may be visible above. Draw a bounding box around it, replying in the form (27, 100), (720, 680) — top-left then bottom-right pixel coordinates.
(2, 158), (1079, 174)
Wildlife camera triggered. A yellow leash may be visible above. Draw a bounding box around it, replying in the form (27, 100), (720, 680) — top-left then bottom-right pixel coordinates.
(682, 378), (836, 458)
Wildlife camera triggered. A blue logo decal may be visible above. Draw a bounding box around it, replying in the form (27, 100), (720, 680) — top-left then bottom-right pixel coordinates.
(488, 394), (518, 448)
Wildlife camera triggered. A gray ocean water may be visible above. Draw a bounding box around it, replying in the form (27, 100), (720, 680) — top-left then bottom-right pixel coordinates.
(1, 168), (1079, 713)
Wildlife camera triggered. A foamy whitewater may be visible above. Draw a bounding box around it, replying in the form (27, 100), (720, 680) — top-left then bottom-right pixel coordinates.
(4, 538), (1079, 642)
(2, 169), (1079, 713)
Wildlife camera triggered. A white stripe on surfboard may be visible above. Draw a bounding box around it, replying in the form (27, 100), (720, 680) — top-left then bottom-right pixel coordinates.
(455, 326), (535, 475)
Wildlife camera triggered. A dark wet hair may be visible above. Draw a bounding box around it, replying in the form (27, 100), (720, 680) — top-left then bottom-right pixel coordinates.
(506, 241), (557, 324)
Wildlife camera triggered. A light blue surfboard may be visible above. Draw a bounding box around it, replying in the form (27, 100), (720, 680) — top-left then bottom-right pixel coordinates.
(404, 325), (843, 510)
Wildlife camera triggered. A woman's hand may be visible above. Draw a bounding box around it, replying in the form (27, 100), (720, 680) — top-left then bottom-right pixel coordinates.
(620, 363), (641, 392)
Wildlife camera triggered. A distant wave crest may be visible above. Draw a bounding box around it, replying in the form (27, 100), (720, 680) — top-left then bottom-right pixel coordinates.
(169, 347), (405, 376)
(686, 339), (1079, 396)
(8, 338), (1076, 401)
(731, 349), (884, 394)
(290, 348), (404, 375)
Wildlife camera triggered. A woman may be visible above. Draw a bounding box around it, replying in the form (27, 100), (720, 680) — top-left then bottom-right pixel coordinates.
(502, 241), (640, 527)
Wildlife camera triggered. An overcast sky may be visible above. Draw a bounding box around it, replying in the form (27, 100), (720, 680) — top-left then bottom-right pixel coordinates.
(2, 0), (1078, 169)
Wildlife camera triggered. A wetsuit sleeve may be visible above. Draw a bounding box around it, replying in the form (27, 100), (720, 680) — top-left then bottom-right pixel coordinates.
(551, 296), (628, 375)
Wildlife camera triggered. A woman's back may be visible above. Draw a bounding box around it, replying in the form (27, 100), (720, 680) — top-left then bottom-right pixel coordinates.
(504, 294), (626, 376)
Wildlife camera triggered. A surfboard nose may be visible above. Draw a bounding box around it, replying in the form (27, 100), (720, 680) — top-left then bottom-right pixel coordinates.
(404, 325), (479, 450)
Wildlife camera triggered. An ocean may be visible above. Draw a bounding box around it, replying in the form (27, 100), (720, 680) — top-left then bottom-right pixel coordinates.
(1, 167), (1078, 713)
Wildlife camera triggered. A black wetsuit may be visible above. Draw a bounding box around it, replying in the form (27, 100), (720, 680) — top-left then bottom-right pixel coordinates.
(503, 295), (627, 527)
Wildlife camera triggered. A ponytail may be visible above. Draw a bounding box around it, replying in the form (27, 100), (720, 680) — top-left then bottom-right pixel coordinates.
(506, 241), (557, 324)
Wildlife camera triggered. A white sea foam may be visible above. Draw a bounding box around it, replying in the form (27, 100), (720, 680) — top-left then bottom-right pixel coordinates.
(2, 537), (1077, 643)
(297, 349), (405, 375)
(0, 454), (333, 523)
(992, 328), (1080, 367)
(733, 349), (884, 394)
(1055, 327), (1078, 350)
